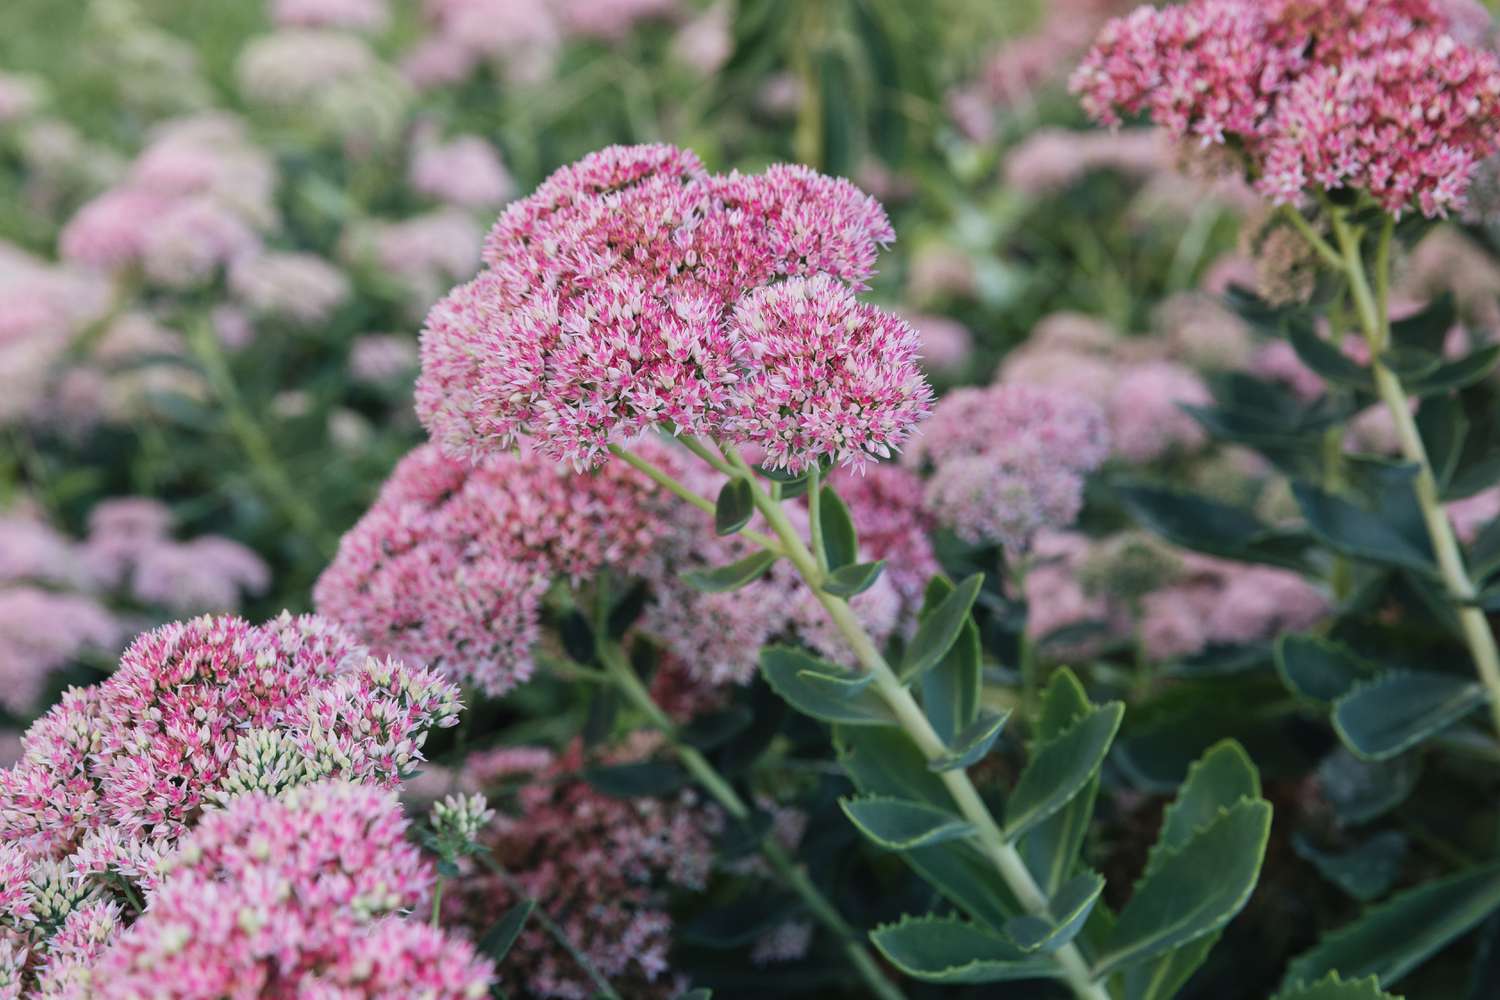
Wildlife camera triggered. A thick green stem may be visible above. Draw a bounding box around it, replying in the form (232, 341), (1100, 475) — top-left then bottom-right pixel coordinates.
(716, 446), (1112, 1000)
(594, 639), (906, 1000)
(608, 444), (785, 555)
(431, 877), (444, 928)
(808, 464), (828, 574)
(1330, 213), (1500, 738)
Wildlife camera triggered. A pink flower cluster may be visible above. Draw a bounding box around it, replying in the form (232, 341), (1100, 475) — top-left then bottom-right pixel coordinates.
(272, 0), (390, 31)
(313, 441), (678, 696)
(343, 209), (482, 314)
(84, 781), (493, 998)
(0, 613), (462, 995)
(1072, 0), (1500, 216)
(59, 115), (275, 286)
(0, 243), (112, 427)
(410, 128), (515, 209)
(415, 144), (931, 472)
(906, 383), (1110, 552)
(452, 738), (720, 999)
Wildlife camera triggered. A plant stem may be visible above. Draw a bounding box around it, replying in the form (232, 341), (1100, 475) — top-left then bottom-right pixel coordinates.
(712, 445), (1112, 1000)
(608, 444), (785, 555)
(1329, 212), (1500, 738)
(477, 854), (624, 1000)
(431, 877), (444, 928)
(186, 319), (335, 556)
(808, 464), (828, 573)
(592, 638), (906, 1000)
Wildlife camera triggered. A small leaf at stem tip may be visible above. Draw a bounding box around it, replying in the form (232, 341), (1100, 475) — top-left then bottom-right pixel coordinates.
(1002, 871), (1105, 953)
(759, 646), (898, 726)
(870, 914), (1062, 984)
(840, 795), (975, 850)
(928, 709), (1011, 772)
(822, 560), (886, 597)
(477, 899), (535, 964)
(714, 479), (755, 536)
(682, 549), (778, 592)
(901, 574), (984, 682)
(1003, 702), (1124, 842)
(817, 485), (859, 570)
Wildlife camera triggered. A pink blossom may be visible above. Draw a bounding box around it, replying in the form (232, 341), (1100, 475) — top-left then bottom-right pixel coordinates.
(88, 781), (494, 998)
(1073, 0), (1500, 217)
(344, 210), (482, 310)
(235, 29), (382, 105)
(272, 0), (390, 31)
(415, 144), (923, 470)
(229, 251), (350, 325)
(902, 311), (974, 375)
(128, 537), (271, 614)
(452, 740), (719, 999)
(1449, 487), (1500, 543)
(559, 0), (677, 41)
(348, 334), (419, 384)
(1107, 361), (1212, 463)
(0, 588), (123, 716)
(1003, 127), (1167, 194)
(410, 131), (514, 208)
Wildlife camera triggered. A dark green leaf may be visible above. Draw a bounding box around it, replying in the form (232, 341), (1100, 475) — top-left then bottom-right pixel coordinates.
(1271, 972), (1403, 1000)
(1282, 863), (1500, 989)
(714, 479), (754, 536)
(1390, 294), (1455, 355)
(870, 915), (1060, 984)
(1293, 831), (1407, 902)
(902, 574), (984, 682)
(1094, 800), (1272, 978)
(1332, 671), (1488, 760)
(1119, 484), (1314, 572)
(1289, 319), (1372, 392)
(929, 709), (1010, 772)
(1276, 635), (1372, 703)
(478, 900), (534, 964)
(680, 892), (801, 947)
(584, 761), (686, 798)
(1004, 702), (1124, 841)
(1293, 481), (1437, 575)
(823, 560), (886, 598)
(817, 486), (858, 571)
(1317, 749), (1422, 825)
(759, 647), (896, 726)
(679, 706), (754, 750)
(1417, 394), (1469, 492)
(1403, 345), (1500, 396)
(1003, 872), (1104, 953)
(1020, 670), (1099, 897)
(840, 795), (974, 850)
(922, 616), (982, 744)
(683, 550), (779, 592)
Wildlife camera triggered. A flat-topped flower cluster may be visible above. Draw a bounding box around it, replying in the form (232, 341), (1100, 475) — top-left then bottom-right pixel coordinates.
(415, 143), (932, 470)
(1071, 0), (1500, 216)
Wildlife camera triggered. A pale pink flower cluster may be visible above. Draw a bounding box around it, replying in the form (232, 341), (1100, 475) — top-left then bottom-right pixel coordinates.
(410, 129), (515, 208)
(1449, 486), (1500, 543)
(416, 144), (930, 472)
(272, 0), (390, 31)
(0, 614), (462, 995)
(84, 781), (493, 998)
(228, 251), (350, 326)
(59, 115), (275, 286)
(901, 311), (974, 376)
(0, 245), (112, 427)
(343, 210), (482, 312)
(235, 29), (383, 105)
(453, 738), (719, 1000)
(1003, 127), (1168, 195)
(906, 383), (1109, 552)
(1072, 0), (1500, 217)
(1000, 313), (1216, 463)
(0, 72), (44, 123)
(348, 333), (419, 384)
(0, 589), (122, 717)
(314, 441), (678, 696)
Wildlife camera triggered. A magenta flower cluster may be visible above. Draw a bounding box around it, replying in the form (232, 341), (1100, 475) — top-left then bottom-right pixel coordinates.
(1071, 0), (1500, 216)
(906, 383), (1110, 552)
(415, 143), (931, 471)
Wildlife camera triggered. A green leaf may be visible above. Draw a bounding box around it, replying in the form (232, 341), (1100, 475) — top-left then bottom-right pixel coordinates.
(759, 647), (896, 726)
(1404, 344), (1500, 396)
(1020, 670), (1099, 897)
(1317, 749), (1421, 825)
(478, 900), (534, 964)
(840, 795), (974, 850)
(1293, 481), (1437, 575)
(1094, 800), (1272, 978)
(1282, 863), (1500, 989)
(1390, 294), (1455, 355)
(817, 486), (858, 570)
(822, 560), (886, 598)
(675, 991), (714, 1000)
(1417, 394), (1469, 492)
(1003, 872), (1105, 953)
(929, 709), (1011, 772)
(922, 615), (982, 744)
(1119, 484), (1313, 572)
(1276, 635), (1373, 703)
(1332, 671), (1488, 760)
(1292, 831), (1407, 902)
(901, 574), (984, 682)
(683, 550), (779, 592)
(584, 761), (686, 798)
(1003, 702), (1124, 841)
(714, 479), (754, 536)
(1119, 740), (1263, 1000)
(1289, 319), (1373, 392)
(870, 915), (1060, 984)
(1271, 972), (1404, 1000)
